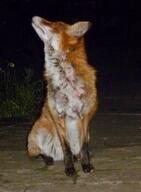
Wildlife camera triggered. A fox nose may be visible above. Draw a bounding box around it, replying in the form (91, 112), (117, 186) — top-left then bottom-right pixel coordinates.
(32, 16), (42, 25)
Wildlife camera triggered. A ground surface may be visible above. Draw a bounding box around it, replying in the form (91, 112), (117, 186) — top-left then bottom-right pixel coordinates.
(0, 113), (141, 192)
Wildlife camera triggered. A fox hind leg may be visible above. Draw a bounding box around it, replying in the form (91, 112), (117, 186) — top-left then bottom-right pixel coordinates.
(41, 155), (54, 166)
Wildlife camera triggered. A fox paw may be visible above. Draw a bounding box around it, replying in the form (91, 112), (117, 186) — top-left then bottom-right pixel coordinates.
(82, 164), (95, 173)
(65, 167), (76, 176)
(41, 155), (54, 166)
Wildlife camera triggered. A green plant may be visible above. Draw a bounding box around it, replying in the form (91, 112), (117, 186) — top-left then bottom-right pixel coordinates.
(0, 62), (43, 120)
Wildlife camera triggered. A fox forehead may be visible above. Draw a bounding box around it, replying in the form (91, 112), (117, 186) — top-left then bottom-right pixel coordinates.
(40, 19), (78, 44)
(41, 19), (69, 32)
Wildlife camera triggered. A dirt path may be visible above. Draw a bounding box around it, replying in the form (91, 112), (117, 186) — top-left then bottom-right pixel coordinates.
(0, 113), (141, 192)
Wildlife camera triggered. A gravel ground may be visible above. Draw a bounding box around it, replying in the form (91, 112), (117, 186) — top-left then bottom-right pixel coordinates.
(0, 113), (141, 192)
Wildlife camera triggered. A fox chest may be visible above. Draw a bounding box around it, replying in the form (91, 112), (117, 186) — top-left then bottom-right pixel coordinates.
(56, 90), (83, 117)
(48, 79), (85, 119)
(46, 57), (86, 118)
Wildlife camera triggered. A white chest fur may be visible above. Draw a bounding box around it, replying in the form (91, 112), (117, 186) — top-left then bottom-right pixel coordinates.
(45, 44), (85, 119)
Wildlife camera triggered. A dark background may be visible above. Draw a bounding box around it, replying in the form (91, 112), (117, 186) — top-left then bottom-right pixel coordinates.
(0, 0), (139, 98)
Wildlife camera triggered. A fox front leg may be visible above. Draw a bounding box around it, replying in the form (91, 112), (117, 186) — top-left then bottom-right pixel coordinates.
(63, 142), (76, 176)
(80, 142), (94, 173)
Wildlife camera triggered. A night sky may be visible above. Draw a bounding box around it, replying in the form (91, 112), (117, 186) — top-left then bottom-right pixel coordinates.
(0, 0), (138, 97)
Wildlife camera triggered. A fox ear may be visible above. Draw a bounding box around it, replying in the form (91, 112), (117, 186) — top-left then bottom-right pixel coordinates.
(32, 16), (54, 42)
(67, 21), (92, 37)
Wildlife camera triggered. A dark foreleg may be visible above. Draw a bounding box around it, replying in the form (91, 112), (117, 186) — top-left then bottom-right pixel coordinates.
(80, 139), (94, 173)
(63, 142), (76, 176)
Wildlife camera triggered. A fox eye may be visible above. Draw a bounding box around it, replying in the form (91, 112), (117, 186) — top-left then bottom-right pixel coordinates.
(66, 47), (76, 53)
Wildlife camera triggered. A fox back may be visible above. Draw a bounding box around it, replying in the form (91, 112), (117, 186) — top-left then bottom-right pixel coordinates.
(28, 16), (97, 176)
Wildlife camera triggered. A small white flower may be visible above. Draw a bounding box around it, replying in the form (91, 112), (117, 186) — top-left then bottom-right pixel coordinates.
(8, 62), (15, 68)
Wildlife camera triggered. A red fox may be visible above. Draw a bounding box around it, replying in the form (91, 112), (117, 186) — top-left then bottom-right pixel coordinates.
(27, 16), (97, 176)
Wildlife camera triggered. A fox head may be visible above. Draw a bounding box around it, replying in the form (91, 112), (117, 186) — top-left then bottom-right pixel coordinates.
(32, 16), (91, 57)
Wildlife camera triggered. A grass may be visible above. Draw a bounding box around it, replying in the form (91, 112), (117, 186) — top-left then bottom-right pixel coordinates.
(0, 62), (43, 121)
